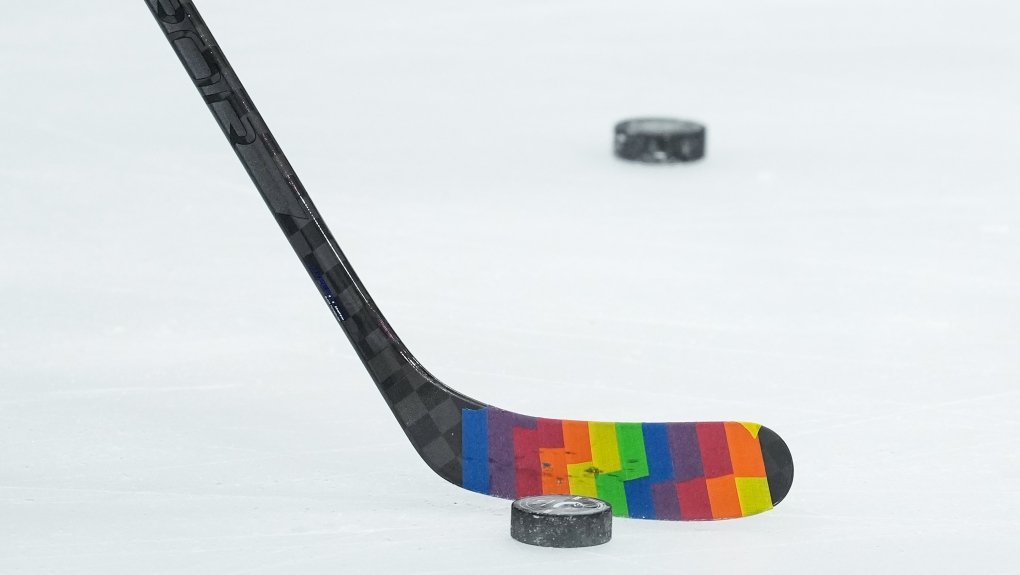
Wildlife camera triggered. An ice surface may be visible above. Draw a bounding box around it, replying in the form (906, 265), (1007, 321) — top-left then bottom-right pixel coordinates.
(2, 1), (1019, 573)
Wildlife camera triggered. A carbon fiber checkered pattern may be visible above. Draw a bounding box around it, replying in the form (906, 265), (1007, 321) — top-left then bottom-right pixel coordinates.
(146, 0), (484, 486)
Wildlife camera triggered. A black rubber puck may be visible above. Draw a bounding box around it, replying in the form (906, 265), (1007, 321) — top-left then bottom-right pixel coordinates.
(510, 495), (612, 548)
(614, 118), (706, 163)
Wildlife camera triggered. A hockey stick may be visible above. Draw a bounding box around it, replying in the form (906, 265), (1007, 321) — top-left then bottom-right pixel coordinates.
(144, 0), (793, 520)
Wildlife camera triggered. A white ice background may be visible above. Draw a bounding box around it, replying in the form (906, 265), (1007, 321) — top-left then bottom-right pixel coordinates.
(2, 1), (1019, 573)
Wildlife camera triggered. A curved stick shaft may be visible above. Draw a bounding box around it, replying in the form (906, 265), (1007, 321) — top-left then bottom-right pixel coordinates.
(145, 0), (483, 485)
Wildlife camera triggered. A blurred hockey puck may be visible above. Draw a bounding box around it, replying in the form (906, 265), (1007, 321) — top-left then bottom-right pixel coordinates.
(510, 495), (612, 548)
(614, 118), (705, 163)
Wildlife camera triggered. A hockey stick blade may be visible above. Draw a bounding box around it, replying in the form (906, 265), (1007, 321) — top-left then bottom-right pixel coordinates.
(145, 0), (793, 520)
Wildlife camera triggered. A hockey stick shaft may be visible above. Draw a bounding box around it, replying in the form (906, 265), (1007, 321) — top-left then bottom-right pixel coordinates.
(144, 0), (455, 395)
(146, 0), (493, 491)
(147, 1), (363, 325)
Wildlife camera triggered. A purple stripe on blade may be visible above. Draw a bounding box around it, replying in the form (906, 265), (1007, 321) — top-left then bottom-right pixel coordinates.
(487, 408), (517, 498)
(651, 480), (682, 520)
(667, 422), (704, 483)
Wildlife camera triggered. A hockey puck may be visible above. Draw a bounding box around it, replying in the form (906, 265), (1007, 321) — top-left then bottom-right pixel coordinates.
(510, 495), (612, 548)
(614, 118), (705, 163)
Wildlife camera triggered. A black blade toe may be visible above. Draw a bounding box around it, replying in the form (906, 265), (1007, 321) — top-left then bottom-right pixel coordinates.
(758, 426), (794, 506)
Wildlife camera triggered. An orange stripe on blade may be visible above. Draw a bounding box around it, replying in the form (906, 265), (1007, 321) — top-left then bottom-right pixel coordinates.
(562, 420), (592, 464)
(724, 422), (767, 478)
(539, 447), (570, 494)
(706, 475), (743, 519)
